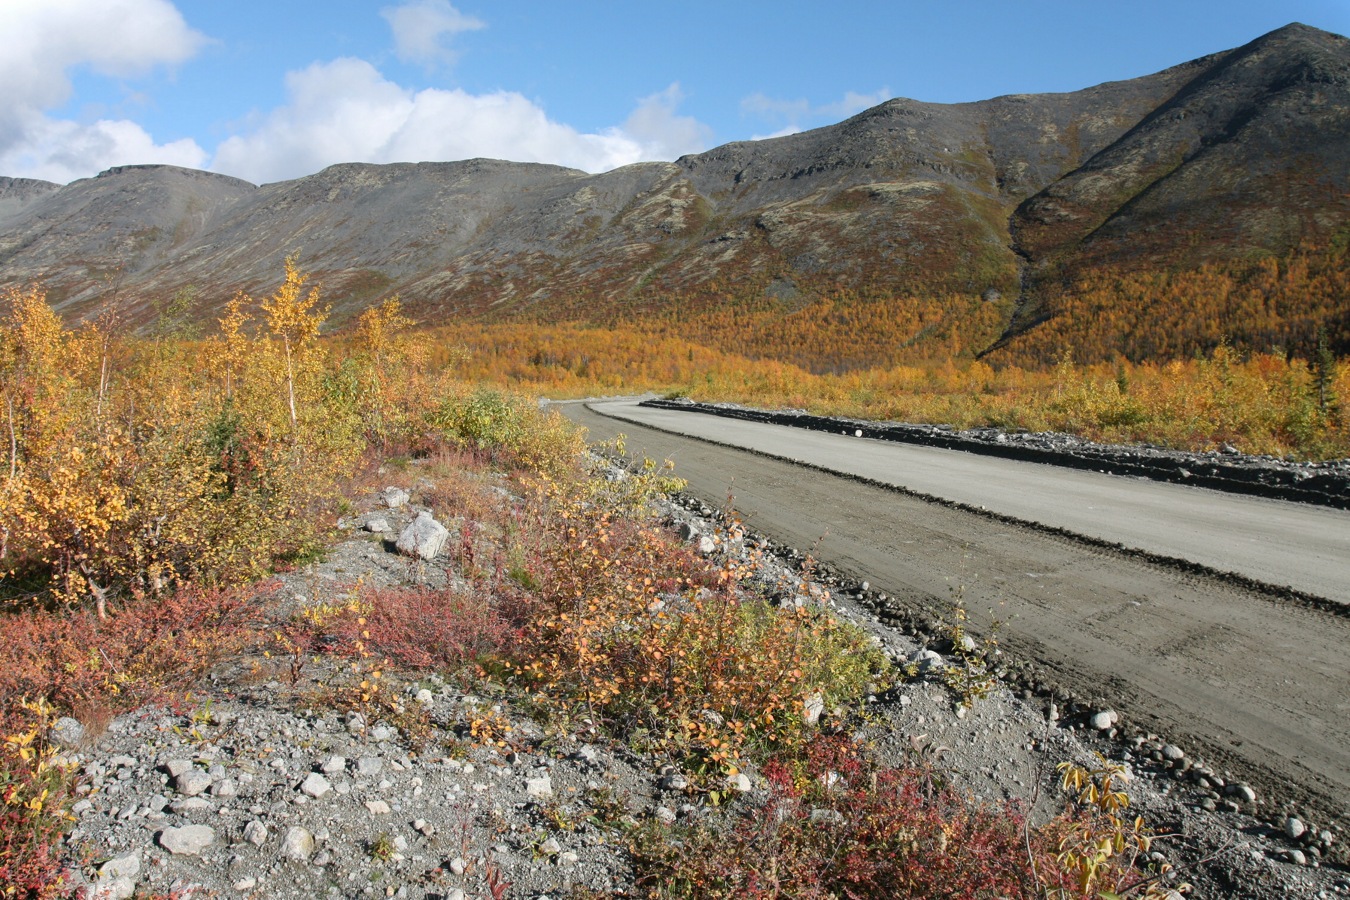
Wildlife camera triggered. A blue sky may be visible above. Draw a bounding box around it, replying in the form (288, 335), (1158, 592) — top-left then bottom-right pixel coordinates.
(4, 0), (1348, 185)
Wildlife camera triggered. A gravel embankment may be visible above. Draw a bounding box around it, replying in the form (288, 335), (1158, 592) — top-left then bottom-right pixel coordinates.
(49, 479), (1348, 899)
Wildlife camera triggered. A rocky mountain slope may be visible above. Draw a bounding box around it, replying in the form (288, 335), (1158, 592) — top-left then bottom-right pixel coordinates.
(0, 23), (1346, 359)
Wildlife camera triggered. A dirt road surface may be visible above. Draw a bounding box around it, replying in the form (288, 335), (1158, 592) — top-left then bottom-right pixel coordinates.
(561, 399), (1350, 828)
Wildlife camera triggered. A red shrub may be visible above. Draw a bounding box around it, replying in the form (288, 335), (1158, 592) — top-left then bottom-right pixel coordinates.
(635, 735), (1071, 899)
(0, 586), (257, 719)
(307, 584), (524, 672)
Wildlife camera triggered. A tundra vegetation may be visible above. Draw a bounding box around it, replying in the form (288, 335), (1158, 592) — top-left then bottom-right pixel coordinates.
(3, 253), (1338, 895)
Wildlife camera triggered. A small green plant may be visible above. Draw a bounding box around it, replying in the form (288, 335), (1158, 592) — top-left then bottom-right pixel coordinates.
(1046, 753), (1188, 899)
(941, 600), (1001, 708)
(368, 832), (396, 862)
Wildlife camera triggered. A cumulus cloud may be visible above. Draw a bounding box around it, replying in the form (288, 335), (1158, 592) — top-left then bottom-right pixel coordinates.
(615, 84), (713, 163)
(0, 111), (206, 184)
(749, 125), (804, 142)
(741, 87), (892, 133)
(211, 60), (711, 184)
(0, 0), (207, 182)
(381, 0), (485, 66)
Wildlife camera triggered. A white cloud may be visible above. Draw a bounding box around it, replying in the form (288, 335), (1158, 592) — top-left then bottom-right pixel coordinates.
(381, 0), (485, 66)
(820, 89), (894, 118)
(615, 84), (713, 163)
(0, 0), (207, 182)
(211, 60), (712, 184)
(750, 125), (803, 142)
(741, 87), (892, 133)
(0, 111), (206, 184)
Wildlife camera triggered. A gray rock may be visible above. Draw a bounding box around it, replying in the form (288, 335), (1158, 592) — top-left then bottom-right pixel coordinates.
(539, 837), (562, 855)
(92, 853), (140, 900)
(1089, 710), (1118, 731)
(1225, 783), (1257, 803)
(164, 759), (194, 779)
(382, 487), (410, 509)
(365, 800), (391, 815)
(365, 517), (392, 533)
(1161, 744), (1185, 762)
(356, 757), (383, 777)
(526, 774), (554, 798)
(243, 820), (269, 846)
(320, 756), (346, 775)
(908, 648), (945, 674)
(210, 778), (238, 798)
(158, 824), (215, 855)
(803, 693), (825, 727)
(174, 768), (212, 797)
(1285, 816), (1306, 840)
(50, 716), (85, 748)
(168, 797), (212, 814)
(280, 826), (315, 861)
(660, 772), (688, 791)
(299, 772), (331, 798)
(396, 511), (450, 560)
(728, 773), (752, 793)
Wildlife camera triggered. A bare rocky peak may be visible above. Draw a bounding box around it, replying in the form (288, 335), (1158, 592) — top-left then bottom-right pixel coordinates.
(0, 23), (1345, 340)
(0, 176), (62, 224)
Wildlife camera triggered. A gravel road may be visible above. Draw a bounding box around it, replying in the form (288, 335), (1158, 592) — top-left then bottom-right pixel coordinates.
(561, 399), (1350, 832)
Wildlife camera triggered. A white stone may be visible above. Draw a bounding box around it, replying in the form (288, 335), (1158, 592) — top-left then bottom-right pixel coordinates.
(803, 693), (825, 727)
(280, 826), (315, 861)
(365, 800), (391, 815)
(243, 820), (268, 846)
(1285, 817), (1306, 840)
(158, 824), (215, 855)
(300, 772), (331, 798)
(396, 511), (450, 560)
(908, 648), (945, 674)
(526, 775), (553, 798)
(382, 487), (410, 509)
(1089, 711), (1117, 731)
(175, 768), (212, 797)
(164, 759), (194, 779)
(728, 773), (752, 793)
(356, 757), (383, 776)
(366, 517), (392, 533)
(320, 756), (346, 775)
(168, 797), (212, 814)
(539, 837), (561, 855)
(92, 853), (140, 900)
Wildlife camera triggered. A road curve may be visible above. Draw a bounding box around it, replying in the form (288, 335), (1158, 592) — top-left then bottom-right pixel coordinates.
(561, 399), (1350, 827)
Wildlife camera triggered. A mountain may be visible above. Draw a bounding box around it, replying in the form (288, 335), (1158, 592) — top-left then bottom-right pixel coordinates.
(1, 23), (1346, 364)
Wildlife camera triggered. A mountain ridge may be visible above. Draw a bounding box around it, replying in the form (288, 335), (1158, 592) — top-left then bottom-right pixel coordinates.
(1, 22), (1346, 364)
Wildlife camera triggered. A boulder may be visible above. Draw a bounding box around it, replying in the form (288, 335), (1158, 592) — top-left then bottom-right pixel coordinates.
(396, 511), (449, 560)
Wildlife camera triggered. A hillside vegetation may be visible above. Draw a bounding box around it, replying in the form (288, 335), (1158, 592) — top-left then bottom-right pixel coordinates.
(0, 265), (1190, 899)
